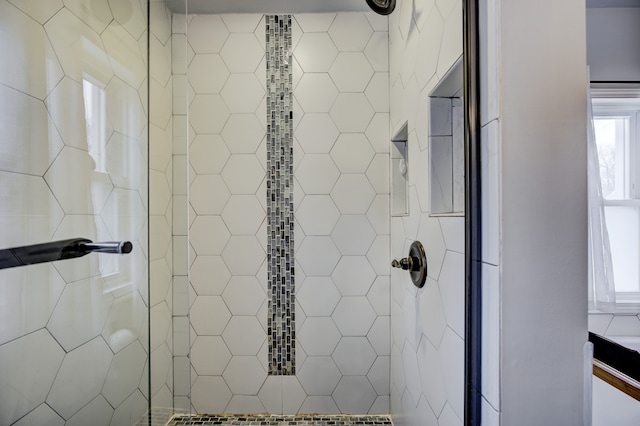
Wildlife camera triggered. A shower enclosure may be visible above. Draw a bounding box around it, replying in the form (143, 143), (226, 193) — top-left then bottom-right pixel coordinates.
(0, 0), (467, 425)
(0, 0), (184, 424)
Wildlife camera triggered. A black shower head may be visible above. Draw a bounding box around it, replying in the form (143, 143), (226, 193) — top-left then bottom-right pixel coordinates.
(366, 0), (396, 15)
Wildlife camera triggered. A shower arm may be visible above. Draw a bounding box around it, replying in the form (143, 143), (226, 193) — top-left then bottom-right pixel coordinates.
(0, 238), (133, 270)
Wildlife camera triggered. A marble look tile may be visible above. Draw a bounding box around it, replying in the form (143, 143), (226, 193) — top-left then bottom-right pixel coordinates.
(47, 338), (113, 420)
(0, 330), (64, 424)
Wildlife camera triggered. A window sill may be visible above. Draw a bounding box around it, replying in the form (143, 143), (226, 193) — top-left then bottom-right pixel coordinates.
(589, 303), (640, 315)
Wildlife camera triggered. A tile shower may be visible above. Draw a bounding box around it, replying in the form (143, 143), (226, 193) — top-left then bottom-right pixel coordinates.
(178, 11), (392, 415)
(0, 0), (466, 425)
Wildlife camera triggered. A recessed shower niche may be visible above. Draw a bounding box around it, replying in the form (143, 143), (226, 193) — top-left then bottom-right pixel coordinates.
(391, 122), (409, 216)
(429, 57), (464, 216)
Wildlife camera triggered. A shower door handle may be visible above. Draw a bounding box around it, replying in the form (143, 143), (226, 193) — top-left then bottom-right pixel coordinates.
(0, 238), (133, 270)
(80, 241), (133, 254)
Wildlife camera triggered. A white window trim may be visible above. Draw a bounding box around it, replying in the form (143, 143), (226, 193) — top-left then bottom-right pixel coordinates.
(591, 87), (640, 311)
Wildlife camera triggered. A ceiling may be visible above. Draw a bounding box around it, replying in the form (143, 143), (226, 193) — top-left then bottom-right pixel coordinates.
(164, 0), (371, 14)
(586, 0), (640, 7)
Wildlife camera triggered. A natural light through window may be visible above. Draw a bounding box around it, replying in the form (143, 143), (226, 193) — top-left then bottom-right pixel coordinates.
(593, 95), (640, 301)
(594, 117), (628, 199)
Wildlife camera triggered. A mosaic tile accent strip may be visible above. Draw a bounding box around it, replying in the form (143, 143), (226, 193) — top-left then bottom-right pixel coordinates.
(266, 14), (295, 376)
(167, 415), (393, 426)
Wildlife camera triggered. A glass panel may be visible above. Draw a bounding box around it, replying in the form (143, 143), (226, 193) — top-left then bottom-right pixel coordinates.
(0, 1), (150, 424)
(594, 116), (629, 199)
(604, 205), (640, 293)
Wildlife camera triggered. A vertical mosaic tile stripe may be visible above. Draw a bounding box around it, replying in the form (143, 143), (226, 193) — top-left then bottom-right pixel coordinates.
(266, 15), (295, 376)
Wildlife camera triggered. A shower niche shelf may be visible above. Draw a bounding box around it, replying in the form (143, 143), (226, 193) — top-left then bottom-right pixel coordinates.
(391, 122), (409, 217)
(429, 56), (464, 217)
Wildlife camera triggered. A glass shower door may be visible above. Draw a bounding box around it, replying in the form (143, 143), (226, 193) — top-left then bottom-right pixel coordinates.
(0, 1), (150, 424)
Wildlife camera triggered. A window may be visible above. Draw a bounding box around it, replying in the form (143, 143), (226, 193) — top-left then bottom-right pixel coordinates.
(592, 91), (640, 304)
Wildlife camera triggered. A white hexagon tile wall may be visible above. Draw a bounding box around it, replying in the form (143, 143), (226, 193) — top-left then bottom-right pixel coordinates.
(184, 12), (391, 416)
(387, 1), (466, 426)
(0, 0), (174, 425)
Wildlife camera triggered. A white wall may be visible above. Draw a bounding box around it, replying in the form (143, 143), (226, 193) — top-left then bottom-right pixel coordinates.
(182, 12), (391, 415)
(486, 0), (589, 424)
(586, 7), (640, 81)
(387, 0), (465, 425)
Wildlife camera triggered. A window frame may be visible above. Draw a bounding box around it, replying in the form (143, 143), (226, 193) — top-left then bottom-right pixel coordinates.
(591, 87), (640, 309)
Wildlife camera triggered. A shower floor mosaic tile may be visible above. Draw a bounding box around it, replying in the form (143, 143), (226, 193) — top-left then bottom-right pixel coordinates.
(136, 408), (186, 426)
(166, 415), (393, 426)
